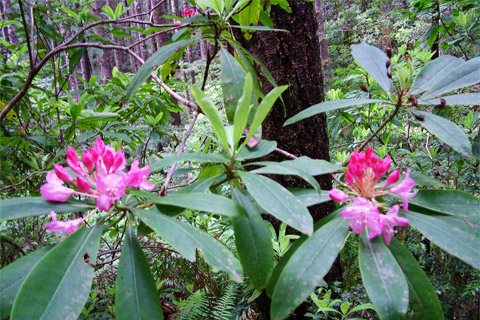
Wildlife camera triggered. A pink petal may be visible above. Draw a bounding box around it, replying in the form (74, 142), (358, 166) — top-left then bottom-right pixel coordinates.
(40, 172), (75, 202)
(390, 169), (417, 211)
(82, 151), (94, 172)
(76, 176), (92, 193)
(53, 163), (74, 183)
(385, 169), (400, 187)
(67, 146), (85, 176)
(328, 189), (350, 203)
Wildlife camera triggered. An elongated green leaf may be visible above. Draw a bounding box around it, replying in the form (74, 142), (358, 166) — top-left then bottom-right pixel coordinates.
(410, 55), (463, 95)
(252, 162), (320, 191)
(192, 87), (230, 151)
(236, 140), (277, 160)
(270, 217), (349, 320)
(403, 210), (480, 269)
(421, 93), (480, 106)
(252, 157), (342, 177)
(147, 193), (246, 217)
(230, 25), (286, 31)
(150, 153), (229, 172)
(197, 0), (224, 14)
(239, 171), (313, 235)
(221, 48), (247, 123)
(410, 190), (480, 217)
(232, 189), (274, 290)
(115, 225), (163, 320)
(411, 110), (471, 156)
(125, 39), (196, 102)
(0, 246), (53, 319)
(0, 198), (94, 222)
(133, 208), (243, 282)
(289, 188), (330, 207)
(234, 73), (253, 146)
(244, 85), (288, 144)
(359, 234), (409, 320)
(421, 56), (480, 98)
(351, 43), (391, 92)
(11, 220), (104, 320)
(389, 239), (444, 320)
(238, 0), (261, 39)
(77, 112), (119, 124)
(284, 99), (385, 126)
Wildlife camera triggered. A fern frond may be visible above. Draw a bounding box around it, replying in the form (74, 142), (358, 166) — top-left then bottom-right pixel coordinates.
(212, 283), (238, 320)
(178, 290), (209, 320)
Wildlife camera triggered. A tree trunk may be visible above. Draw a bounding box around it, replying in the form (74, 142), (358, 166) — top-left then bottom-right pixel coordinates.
(94, 0), (114, 79)
(314, 0), (329, 64)
(381, 0), (392, 51)
(239, 2), (341, 316)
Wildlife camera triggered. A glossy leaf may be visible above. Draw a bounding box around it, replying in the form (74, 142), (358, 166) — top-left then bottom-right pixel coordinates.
(244, 85), (288, 144)
(239, 171), (313, 235)
(284, 99), (385, 126)
(236, 140), (277, 160)
(146, 192), (246, 217)
(421, 93), (480, 106)
(115, 225), (163, 320)
(251, 161), (320, 191)
(270, 217), (349, 320)
(0, 246), (53, 319)
(420, 56), (480, 99)
(221, 48), (247, 122)
(403, 210), (480, 269)
(389, 238), (444, 320)
(238, 0), (261, 40)
(133, 208), (243, 282)
(351, 43), (391, 92)
(232, 189), (274, 290)
(359, 234), (409, 320)
(191, 87), (230, 152)
(11, 220), (104, 320)
(410, 55), (462, 95)
(0, 197), (94, 222)
(411, 110), (471, 156)
(289, 188), (330, 207)
(233, 73), (253, 146)
(125, 38), (197, 102)
(410, 189), (480, 217)
(150, 153), (228, 172)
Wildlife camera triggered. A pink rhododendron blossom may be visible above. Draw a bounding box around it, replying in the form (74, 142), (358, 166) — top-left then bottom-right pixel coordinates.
(378, 205), (409, 245)
(390, 169), (417, 211)
(174, 19), (181, 25)
(40, 138), (155, 213)
(182, 8), (195, 17)
(329, 148), (416, 245)
(45, 211), (83, 235)
(342, 197), (382, 236)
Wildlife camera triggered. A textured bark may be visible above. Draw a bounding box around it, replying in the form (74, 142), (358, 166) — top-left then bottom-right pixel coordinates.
(314, 0), (329, 64)
(151, 0), (169, 50)
(241, 1), (334, 223)
(94, 0), (114, 79)
(381, 0), (392, 51)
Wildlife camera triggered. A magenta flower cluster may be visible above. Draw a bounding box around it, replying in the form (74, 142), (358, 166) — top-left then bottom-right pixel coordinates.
(328, 148), (417, 245)
(40, 138), (155, 212)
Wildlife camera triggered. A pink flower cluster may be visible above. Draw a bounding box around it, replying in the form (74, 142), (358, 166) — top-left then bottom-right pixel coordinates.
(328, 148), (417, 245)
(40, 138), (155, 212)
(174, 8), (195, 25)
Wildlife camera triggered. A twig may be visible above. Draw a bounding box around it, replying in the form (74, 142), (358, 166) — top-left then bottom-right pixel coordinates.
(274, 147), (297, 159)
(358, 103), (400, 152)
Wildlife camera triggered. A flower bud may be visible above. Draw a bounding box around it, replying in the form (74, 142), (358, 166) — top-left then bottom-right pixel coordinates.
(359, 84), (368, 92)
(386, 60), (391, 69)
(386, 48), (392, 58)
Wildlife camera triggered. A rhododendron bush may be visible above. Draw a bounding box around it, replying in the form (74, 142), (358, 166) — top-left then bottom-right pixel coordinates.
(0, 1), (479, 319)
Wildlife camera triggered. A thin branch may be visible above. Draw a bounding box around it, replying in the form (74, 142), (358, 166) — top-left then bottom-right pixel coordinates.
(274, 147), (297, 159)
(18, 0), (34, 68)
(358, 103), (401, 152)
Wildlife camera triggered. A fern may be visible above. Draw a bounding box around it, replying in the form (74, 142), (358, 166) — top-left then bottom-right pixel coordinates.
(177, 290), (209, 320)
(211, 283), (238, 320)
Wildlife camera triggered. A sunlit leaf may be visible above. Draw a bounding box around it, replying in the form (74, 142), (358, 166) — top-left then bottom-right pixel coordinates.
(351, 43), (391, 92)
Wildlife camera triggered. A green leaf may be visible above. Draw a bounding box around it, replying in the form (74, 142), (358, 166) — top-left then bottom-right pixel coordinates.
(410, 55), (462, 96)
(254, 157), (342, 176)
(125, 38), (197, 102)
(421, 93), (480, 106)
(191, 87), (230, 152)
(0, 198), (95, 222)
(148, 193), (246, 217)
(77, 112), (119, 124)
(410, 190), (480, 217)
(115, 225), (163, 320)
(236, 140), (277, 160)
(251, 161), (320, 191)
(150, 153), (229, 172)
(102, 5), (115, 18)
(284, 99), (385, 126)
(389, 239), (444, 320)
(133, 208), (243, 282)
(410, 110), (471, 156)
(238, 0), (261, 39)
(0, 246), (53, 319)
(410, 172), (449, 188)
(197, 0), (224, 14)
(270, 216), (349, 320)
(289, 188), (330, 207)
(244, 85), (288, 144)
(359, 234), (409, 320)
(351, 43), (391, 92)
(403, 210), (480, 269)
(419, 56), (480, 99)
(221, 48), (247, 123)
(232, 189), (274, 290)
(11, 220), (104, 320)
(239, 171), (313, 235)
(233, 73), (253, 147)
